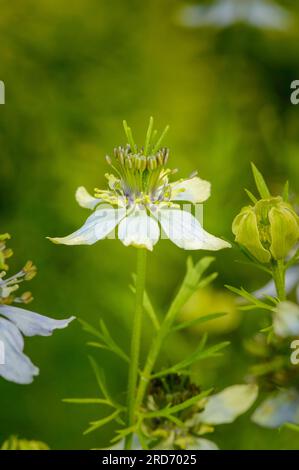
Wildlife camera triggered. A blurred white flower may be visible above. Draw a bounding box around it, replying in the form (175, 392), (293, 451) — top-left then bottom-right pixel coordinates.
(0, 236), (74, 384)
(252, 388), (299, 428)
(184, 383), (258, 449)
(197, 383), (258, 425)
(0, 306), (74, 385)
(186, 438), (219, 450)
(178, 0), (291, 31)
(273, 301), (299, 338)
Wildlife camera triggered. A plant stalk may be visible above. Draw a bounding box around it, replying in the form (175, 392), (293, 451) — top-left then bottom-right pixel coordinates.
(134, 279), (191, 421)
(124, 248), (147, 449)
(272, 259), (286, 301)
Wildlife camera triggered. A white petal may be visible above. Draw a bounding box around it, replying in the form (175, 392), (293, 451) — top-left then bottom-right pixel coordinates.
(48, 205), (126, 245)
(252, 266), (299, 300)
(0, 317), (39, 384)
(199, 384), (258, 425)
(171, 177), (211, 203)
(0, 305), (75, 337)
(252, 389), (299, 428)
(156, 208), (231, 251)
(75, 186), (101, 210)
(118, 209), (160, 251)
(273, 301), (299, 338)
(188, 438), (219, 450)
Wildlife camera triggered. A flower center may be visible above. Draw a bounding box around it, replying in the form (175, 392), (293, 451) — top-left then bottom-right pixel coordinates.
(99, 118), (175, 206)
(107, 145), (172, 201)
(0, 250), (36, 305)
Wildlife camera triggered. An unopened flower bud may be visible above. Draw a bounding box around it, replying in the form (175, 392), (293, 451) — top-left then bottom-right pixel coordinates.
(232, 197), (299, 263)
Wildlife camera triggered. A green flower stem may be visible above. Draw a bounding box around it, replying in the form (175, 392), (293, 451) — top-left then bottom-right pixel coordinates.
(272, 259), (286, 301)
(134, 280), (192, 421)
(125, 248), (147, 450)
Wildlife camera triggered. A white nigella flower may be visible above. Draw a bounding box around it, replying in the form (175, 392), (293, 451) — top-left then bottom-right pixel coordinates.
(48, 121), (230, 252)
(178, 0), (291, 31)
(252, 388), (299, 428)
(0, 235), (74, 384)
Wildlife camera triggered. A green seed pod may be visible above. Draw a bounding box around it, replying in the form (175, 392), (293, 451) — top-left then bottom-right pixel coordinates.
(232, 197), (299, 263)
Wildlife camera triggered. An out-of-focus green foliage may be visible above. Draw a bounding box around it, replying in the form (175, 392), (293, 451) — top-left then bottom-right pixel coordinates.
(1, 0), (299, 449)
(1, 436), (49, 450)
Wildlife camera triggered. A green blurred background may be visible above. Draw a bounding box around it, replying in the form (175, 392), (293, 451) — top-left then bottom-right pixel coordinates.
(1, 0), (299, 449)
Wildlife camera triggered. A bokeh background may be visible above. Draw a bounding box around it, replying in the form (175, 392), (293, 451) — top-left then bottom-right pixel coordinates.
(1, 0), (299, 449)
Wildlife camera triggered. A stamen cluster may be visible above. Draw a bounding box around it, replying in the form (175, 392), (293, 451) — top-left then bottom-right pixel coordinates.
(0, 234), (36, 305)
(103, 118), (173, 201)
